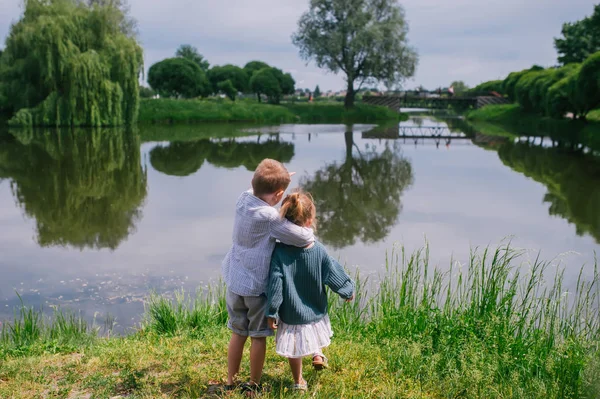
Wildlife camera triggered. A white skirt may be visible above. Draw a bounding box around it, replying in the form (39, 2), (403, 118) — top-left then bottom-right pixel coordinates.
(275, 315), (334, 358)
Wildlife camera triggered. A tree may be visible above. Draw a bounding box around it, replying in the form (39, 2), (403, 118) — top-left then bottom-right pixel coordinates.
(314, 85), (321, 98)
(301, 129), (413, 248)
(217, 79), (237, 101)
(576, 51), (600, 117)
(449, 81), (469, 95)
(244, 61), (271, 80)
(148, 58), (211, 99)
(270, 68), (296, 96)
(1, 0), (143, 127)
(250, 68), (282, 103)
(0, 128), (147, 249)
(176, 44), (209, 71)
(207, 65), (248, 94)
(293, 0), (418, 108)
(555, 5), (600, 65)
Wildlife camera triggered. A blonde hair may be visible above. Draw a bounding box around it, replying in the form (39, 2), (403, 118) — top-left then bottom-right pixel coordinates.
(280, 191), (316, 229)
(252, 159), (291, 196)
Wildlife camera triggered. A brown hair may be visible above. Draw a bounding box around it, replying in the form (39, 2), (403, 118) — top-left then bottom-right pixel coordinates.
(280, 191), (316, 229)
(252, 159), (291, 196)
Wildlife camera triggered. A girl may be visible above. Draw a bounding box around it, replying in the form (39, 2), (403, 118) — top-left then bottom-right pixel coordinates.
(266, 192), (355, 391)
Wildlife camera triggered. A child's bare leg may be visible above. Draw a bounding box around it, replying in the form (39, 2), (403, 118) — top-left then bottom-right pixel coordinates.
(227, 333), (247, 385)
(288, 357), (304, 384)
(249, 337), (267, 384)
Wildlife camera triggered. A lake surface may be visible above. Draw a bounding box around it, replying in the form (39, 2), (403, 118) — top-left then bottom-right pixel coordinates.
(1, 114), (599, 331)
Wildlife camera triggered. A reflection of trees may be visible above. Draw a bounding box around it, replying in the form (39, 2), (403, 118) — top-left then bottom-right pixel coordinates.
(301, 129), (414, 249)
(149, 137), (295, 177)
(0, 129), (147, 250)
(498, 142), (600, 242)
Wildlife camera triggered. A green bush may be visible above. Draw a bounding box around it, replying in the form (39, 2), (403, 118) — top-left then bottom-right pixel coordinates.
(577, 51), (600, 116)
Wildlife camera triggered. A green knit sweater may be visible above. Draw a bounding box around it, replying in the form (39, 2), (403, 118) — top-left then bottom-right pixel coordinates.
(266, 241), (355, 325)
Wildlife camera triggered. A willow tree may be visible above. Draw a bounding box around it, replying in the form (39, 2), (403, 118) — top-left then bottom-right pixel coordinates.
(1, 0), (143, 127)
(293, 0), (418, 108)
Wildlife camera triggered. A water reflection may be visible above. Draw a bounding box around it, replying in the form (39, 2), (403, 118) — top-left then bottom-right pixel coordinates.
(497, 141), (600, 243)
(150, 136), (295, 176)
(0, 128), (147, 250)
(301, 129), (414, 249)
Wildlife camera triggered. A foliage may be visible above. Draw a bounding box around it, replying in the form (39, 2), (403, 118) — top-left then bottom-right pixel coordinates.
(243, 61), (270, 80)
(207, 64), (249, 94)
(314, 85), (321, 98)
(2, 0), (143, 127)
(468, 80), (504, 95)
(150, 137), (295, 177)
(0, 128), (147, 250)
(139, 86), (156, 99)
(546, 65), (583, 118)
(270, 68), (295, 96)
(502, 65), (543, 102)
(301, 132), (413, 248)
(555, 4), (600, 65)
(576, 51), (600, 116)
(293, 0), (418, 108)
(148, 57), (210, 99)
(175, 44), (209, 71)
(217, 79), (237, 101)
(249, 68), (282, 104)
(449, 80), (469, 94)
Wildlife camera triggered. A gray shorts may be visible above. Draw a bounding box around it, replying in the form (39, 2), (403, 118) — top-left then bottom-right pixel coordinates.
(226, 289), (273, 338)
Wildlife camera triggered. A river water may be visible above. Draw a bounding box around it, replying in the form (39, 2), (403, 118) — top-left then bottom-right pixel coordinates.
(0, 114), (598, 331)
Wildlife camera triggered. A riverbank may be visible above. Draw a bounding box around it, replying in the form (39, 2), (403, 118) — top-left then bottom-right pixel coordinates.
(138, 99), (404, 124)
(1, 246), (599, 398)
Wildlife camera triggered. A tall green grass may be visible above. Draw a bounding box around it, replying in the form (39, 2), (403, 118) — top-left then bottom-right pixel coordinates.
(328, 244), (600, 398)
(1, 294), (95, 356)
(142, 285), (227, 336)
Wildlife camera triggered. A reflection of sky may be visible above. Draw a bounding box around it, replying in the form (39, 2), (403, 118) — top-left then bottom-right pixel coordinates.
(1, 118), (599, 327)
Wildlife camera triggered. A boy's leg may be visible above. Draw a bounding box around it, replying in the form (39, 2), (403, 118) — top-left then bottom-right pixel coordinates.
(249, 337), (267, 384)
(246, 294), (274, 385)
(288, 357), (304, 385)
(225, 290), (251, 386)
(227, 333), (248, 385)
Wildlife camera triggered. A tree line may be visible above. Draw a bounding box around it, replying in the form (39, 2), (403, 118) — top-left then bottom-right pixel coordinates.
(471, 4), (600, 120)
(0, 0), (418, 126)
(146, 46), (295, 104)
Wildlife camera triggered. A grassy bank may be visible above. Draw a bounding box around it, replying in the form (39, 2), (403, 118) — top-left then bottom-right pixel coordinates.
(1, 245), (599, 398)
(138, 99), (404, 125)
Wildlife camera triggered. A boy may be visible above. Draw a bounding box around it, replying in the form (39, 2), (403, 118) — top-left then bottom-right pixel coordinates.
(221, 159), (314, 393)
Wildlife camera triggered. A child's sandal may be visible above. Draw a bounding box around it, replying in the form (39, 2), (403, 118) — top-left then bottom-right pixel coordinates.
(239, 382), (265, 396)
(312, 354), (329, 370)
(292, 379), (308, 392)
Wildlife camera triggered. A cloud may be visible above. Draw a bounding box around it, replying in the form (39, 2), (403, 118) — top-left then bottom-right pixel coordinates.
(0, 0), (596, 91)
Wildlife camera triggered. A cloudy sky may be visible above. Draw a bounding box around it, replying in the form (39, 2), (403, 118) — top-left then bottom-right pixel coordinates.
(0, 0), (596, 91)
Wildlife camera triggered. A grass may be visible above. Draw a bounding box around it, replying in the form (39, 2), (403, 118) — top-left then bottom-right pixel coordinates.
(138, 98), (405, 125)
(0, 245), (599, 398)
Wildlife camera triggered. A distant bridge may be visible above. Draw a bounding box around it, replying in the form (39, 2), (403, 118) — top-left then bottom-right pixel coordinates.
(363, 95), (510, 110)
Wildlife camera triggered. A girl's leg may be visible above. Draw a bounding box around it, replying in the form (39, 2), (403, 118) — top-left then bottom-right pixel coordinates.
(288, 357), (304, 385)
